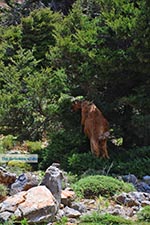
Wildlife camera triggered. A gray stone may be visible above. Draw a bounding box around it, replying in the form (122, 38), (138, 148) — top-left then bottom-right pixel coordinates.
(64, 206), (81, 218)
(71, 202), (87, 213)
(122, 174), (138, 185)
(0, 211), (12, 222)
(10, 172), (39, 195)
(143, 176), (150, 185)
(40, 164), (64, 204)
(136, 182), (150, 193)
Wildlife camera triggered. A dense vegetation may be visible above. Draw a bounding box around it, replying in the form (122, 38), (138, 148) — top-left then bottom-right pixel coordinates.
(72, 175), (135, 198)
(0, 0), (150, 175)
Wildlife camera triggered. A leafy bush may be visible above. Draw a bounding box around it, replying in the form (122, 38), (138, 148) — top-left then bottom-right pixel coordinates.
(72, 175), (134, 198)
(80, 212), (132, 224)
(137, 206), (150, 222)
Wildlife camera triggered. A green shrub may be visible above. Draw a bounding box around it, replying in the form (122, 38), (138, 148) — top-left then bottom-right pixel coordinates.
(137, 206), (150, 222)
(0, 184), (8, 197)
(113, 157), (150, 179)
(80, 212), (132, 224)
(39, 129), (84, 171)
(68, 152), (114, 175)
(7, 161), (31, 175)
(72, 175), (135, 198)
(1, 135), (16, 150)
(25, 141), (42, 152)
(110, 146), (150, 178)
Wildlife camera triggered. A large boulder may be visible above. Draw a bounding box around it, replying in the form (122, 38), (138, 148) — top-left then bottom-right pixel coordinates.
(40, 163), (63, 204)
(0, 186), (58, 224)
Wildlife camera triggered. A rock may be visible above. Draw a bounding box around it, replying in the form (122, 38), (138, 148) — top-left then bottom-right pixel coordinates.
(108, 204), (134, 218)
(122, 174), (138, 185)
(135, 182), (150, 193)
(40, 164), (64, 204)
(0, 167), (16, 186)
(64, 206), (81, 218)
(115, 192), (127, 205)
(0, 186), (58, 223)
(10, 172), (39, 195)
(0, 191), (26, 213)
(141, 200), (150, 207)
(61, 189), (76, 206)
(71, 202), (87, 213)
(143, 175), (150, 185)
(0, 211), (12, 223)
(121, 174), (150, 193)
(115, 191), (150, 209)
(125, 198), (140, 207)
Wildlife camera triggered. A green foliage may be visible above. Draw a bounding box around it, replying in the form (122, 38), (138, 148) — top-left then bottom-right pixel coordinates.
(80, 212), (132, 224)
(39, 127), (83, 170)
(54, 216), (68, 225)
(72, 175), (134, 198)
(21, 8), (62, 62)
(0, 135), (16, 150)
(65, 172), (79, 185)
(0, 0), (46, 26)
(25, 141), (42, 152)
(40, 145), (150, 177)
(7, 161), (31, 175)
(137, 206), (150, 222)
(111, 146), (150, 178)
(0, 45), (69, 140)
(68, 152), (112, 175)
(0, 184), (8, 197)
(2, 216), (29, 225)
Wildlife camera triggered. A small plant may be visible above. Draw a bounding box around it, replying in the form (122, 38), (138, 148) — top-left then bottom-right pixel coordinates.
(20, 218), (29, 225)
(96, 195), (110, 213)
(0, 184), (8, 198)
(54, 216), (68, 225)
(137, 206), (150, 222)
(72, 175), (135, 198)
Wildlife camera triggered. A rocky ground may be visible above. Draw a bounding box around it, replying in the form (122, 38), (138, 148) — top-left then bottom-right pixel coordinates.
(0, 164), (150, 224)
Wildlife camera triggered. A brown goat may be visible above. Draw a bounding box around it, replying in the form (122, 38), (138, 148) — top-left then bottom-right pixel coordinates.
(71, 100), (109, 158)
